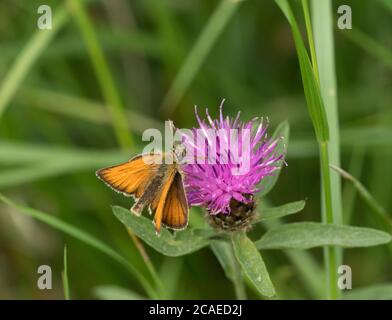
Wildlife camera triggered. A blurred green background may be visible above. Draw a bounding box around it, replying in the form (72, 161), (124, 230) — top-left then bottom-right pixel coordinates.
(0, 0), (391, 299)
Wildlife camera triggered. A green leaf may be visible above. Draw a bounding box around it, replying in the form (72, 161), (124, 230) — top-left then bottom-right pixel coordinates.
(112, 206), (214, 257)
(232, 232), (276, 298)
(93, 285), (145, 300)
(343, 284), (392, 300)
(275, 0), (329, 142)
(256, 222), (392, 250)
(158, 257), (184, 299)
(0, 193), (157, 299)
(259, 121), (289, 197)
(253, 200), (305, 223)
(210, 240), (236, 282)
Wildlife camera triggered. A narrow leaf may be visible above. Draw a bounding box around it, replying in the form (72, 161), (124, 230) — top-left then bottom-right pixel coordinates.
(113, 206), (214, 257)
(0, 5), (69, 117)
(94, 285), (145, 300)
(259, 121), (290, 196)
(253, 200), (305, 223)
(331, 164), (392, 233)
(232, 232), (276, 298)
(275, 0), (329, 142)
(256, 222), (392, 250)
(344, 284), (392, 300)
(210, 240), (236, 282)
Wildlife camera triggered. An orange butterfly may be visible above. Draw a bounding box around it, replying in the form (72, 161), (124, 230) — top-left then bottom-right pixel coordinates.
(96, 151), (189, 235)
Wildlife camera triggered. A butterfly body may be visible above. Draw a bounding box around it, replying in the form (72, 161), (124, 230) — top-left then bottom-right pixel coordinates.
(96, 152), (188, 234)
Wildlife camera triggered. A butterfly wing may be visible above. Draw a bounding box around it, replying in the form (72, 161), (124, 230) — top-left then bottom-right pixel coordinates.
(152, 170), (188, 234)
(96, 153), (162, 200)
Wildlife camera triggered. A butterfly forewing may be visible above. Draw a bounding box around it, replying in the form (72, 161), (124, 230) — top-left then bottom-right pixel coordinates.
(96, 153), (161, 197)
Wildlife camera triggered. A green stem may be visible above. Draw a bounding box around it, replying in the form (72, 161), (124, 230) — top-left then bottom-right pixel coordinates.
(319, 142), (338, 299)
(311, 0), (343, 299)
(230, 235), (247, 300)
(62, 245), (70, 300)
(320, 143), (333, 224)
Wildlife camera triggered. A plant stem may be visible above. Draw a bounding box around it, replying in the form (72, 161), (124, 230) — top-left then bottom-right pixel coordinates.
(230, 235), (247, 300)
(319, 142), (338, 299)
(62, 244), (70, 300)
(311, 0), (343, 299)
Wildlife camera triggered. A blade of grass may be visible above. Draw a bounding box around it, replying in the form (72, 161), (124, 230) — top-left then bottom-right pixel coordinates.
(0, 141), (129, 165)
(331, 165), (392, 233)
(275, 0), (340, 299)
(340, 27), (392, 70)
(67, 0), (133, 149)
(62, 245), (70, 300)
(301, 0), (319, 81)
(0, 145), (132, 188)
(0, 6), (69, 118)
(342, 146), (366, 224)
(160, 0), (242, 115)
(274, 0), (329, 142)
(0, 193), (158, 299)
(378, 0), (392, 14)
(1, 28), (161, 62)
(17, 87), (163, 133)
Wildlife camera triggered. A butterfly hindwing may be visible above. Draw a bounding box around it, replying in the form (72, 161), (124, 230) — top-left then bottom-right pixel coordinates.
(162, 171), (188, 230)
(152, 170), (188, 234)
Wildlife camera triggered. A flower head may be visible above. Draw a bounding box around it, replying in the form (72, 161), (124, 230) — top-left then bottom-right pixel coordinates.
(180, 102), (285, 220)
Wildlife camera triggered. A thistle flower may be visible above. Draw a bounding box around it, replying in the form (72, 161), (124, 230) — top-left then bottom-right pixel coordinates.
(180, 101), (285, 231)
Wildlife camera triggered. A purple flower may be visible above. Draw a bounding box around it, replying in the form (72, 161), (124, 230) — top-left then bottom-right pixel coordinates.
(180, 101), (285, 216)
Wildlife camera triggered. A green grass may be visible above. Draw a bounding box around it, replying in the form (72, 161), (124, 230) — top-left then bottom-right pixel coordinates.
(0, 193), (159, 299)
(68, 0), (133, 149)
(0, 0), (391, 300)
(161, 0), (242, 115)
(62, 245), (70, 300)
(0, 5), (69, 117)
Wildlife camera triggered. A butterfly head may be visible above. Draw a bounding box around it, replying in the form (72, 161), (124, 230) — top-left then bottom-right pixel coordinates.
(173, 142), (187, 164)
